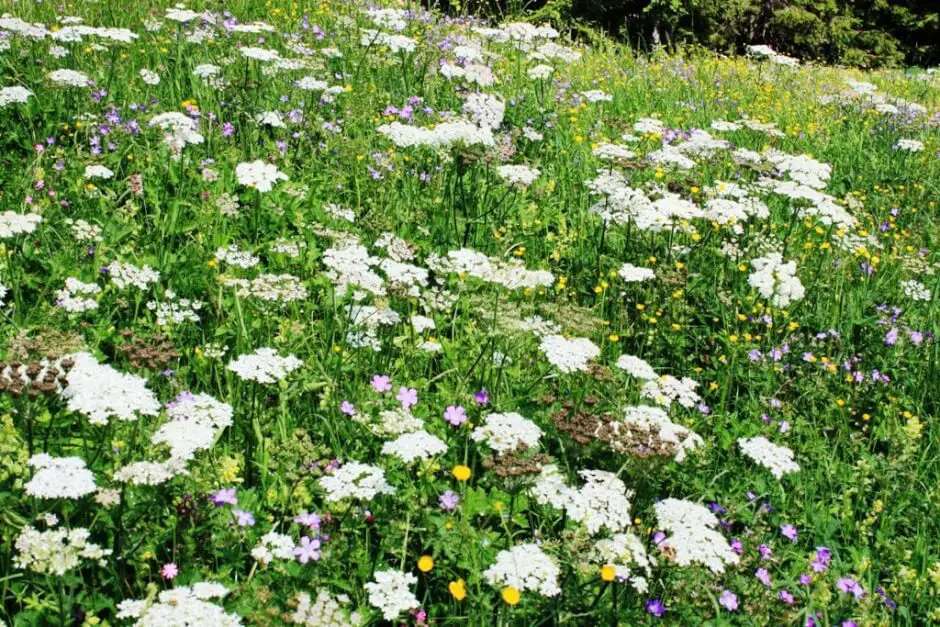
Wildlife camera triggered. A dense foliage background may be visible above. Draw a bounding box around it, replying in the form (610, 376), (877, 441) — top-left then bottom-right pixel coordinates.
(433, 0), (940, 68)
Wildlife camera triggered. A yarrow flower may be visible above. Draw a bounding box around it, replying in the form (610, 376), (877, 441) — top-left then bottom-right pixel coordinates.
(227, 348), (302, 384)
(738, 436), (800, 479)
(483, 544), (561, 597)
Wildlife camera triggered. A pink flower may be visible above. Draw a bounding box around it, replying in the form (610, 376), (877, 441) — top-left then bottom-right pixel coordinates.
(371, 374), (392, 393)
(161, 562), (179, 580)
(718, 590), (738, 611)
(443, 405), (466, 426)
(396, 387), (418, 409)
(293, 536), (321, 564)
(340, 400), (355, 416)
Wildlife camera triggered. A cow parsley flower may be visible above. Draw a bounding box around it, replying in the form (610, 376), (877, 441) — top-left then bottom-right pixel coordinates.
(381, 430), (448, 463)
(318, 461), (395, 501)
(653, 498), (740, 573)
(15, 526), (111, 575)
(539, 335), (600, 373)
(471, 412), (542, 453)
(227, 348), (302, 384)
(738, 436), (800, 479)
(61, 352), (160, 425)
(484, 544), (561, 597)
(748, 253), (805, 307)
(25, 454), (96, 499)
(117, 583), (242, 626)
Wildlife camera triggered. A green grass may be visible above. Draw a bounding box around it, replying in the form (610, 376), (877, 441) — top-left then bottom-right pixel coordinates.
(0, 0), (938, 625)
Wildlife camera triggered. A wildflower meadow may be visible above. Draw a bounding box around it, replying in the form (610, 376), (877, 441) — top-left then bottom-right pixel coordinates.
(0, 0), (939, 625)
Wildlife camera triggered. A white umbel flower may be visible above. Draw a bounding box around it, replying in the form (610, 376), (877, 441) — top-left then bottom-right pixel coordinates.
(381, 430), (448, 463)
(738, 436), (799, 479)
(471, 412), (542, 453)
(615, 355), (658, 379)
(14, 526), (111, 575)
(118, 583), (242, 626)
(318, 461), (394, 502)
(653, 498), (739, 573)
(748, 252), (805, 307)
(227, 348), (302, 384)
(483, 544), (561, 596)
(539, 335), (600, 373)
(25, 454), (96, 499)
(617, 263), (655, 283)
(61, 352), (160, 425)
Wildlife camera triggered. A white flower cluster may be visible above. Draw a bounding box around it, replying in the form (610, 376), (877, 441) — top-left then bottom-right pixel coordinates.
(223, 274), (308, 304)
(149, 111), (205, 156)
(591, 532), (653, 593)
(55, 277), (100, 313)
(0, 85), (33, 107)
(901, 279), (931, 301)
(483, 543), (561, 597)
(25, 454), (96, 499)
(14, 525), (111, 575)
(252, 531), (295, 565)
(496, 164), (540, 188)
(107, 261), (160, 290)
(615, 354), (658, 379)
(641, 374), (702, 409)
(214, 245), (260, 269)
(593, 142), (635, 161)
(463, 92), (505, 128)
(146, 293), (203, 326)
(359, 30), (417, 53)
(531, 466), (634, 535)
(738, 436), (800, 479)
(0, 211), (42, 238)
(617, 263), (655, 283)
(653, 498), (740, 573)
(619, 405), (704, 462)
(365, 571), (419, 621)
(366, 407), (425, 437)
(48, 68), (90, 87)
(748, 252), (805, 307)
(61, 352), (160, 425)
(235, 160), (288, 192)
(517, 315), (562, 337)
(322, 243), (387, 298)
(377, 119), (495, 149)
(318, 461), (395, 501)
(439, 62), (497, 86)
(113, 459), (187, 486)
(117, 582), (242, 626)
(152, 392), (233, 461)
(427, 247), (554, 290)
(382, 430), (448, 463)
(895, 139), (924, 152)
(290, 591), (362, 626)
(471, 412), (542, 453)
(538, 335), (600, 373)
(227, 348), (302, 384)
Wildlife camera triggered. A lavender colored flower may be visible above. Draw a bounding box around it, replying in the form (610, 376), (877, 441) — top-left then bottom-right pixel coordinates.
(474, 389), (489, 405)
(340, 400), (355, 416)
(371, 374), (392, 393)
(780, 524), (798, 542)
(439, 490), (459, 510)
(210, 488), (237, 507)
(396, 387), (418, 409)
(293, 536), (321, 564)
(718, 590), (738, 611)
(836, 577), (866, 599)
(294, 512), (321, 529)
(646, 599), (666, 617)
(233, 509), (255, 527)
(443, 405), (466, 426)
(755, 568), (772, 586)
(778, 590), (794, 605)
(758, 544), (773, 560)
(799, 574), (812, 586)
